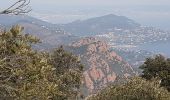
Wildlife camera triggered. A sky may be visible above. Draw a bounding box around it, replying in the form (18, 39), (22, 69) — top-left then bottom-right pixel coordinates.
(1, 0), (170, 30)
(30, 0), (170, 6)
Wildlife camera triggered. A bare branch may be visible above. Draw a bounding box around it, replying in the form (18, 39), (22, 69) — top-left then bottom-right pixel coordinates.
(0, 0), (31, 15)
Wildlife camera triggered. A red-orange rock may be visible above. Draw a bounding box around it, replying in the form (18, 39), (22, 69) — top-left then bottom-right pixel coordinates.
(90, 68), (105, 81)
(67, 37), (135, 95)
(107, 72), (117, 82)
(83, 71), (94, 91)
(87, 44), (97, 54)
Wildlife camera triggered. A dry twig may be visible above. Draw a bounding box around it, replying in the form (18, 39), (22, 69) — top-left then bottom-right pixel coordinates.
(0, 0), (31, 15)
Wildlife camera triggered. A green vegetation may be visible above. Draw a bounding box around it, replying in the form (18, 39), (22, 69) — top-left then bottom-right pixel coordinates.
(88, 55), (170, 100)
(0, 26), (83, 99)
(88, 77), (170, 100)
(140, 55), (170, 91)
(50, 46), (84, 99)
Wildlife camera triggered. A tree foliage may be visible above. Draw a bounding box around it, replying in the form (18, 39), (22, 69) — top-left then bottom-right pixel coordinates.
(0, 25), (83, 99)
(50, 46), (84, 99)
(88, 77), (170, 100)
(140, 55), (170, 91)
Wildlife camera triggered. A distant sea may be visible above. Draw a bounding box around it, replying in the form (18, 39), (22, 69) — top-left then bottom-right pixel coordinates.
(138, 41), (170, 57)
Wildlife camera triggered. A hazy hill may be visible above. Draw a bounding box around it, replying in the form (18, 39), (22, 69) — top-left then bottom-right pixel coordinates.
(0, 15), (52, 26)
(61, 14), (141, 36)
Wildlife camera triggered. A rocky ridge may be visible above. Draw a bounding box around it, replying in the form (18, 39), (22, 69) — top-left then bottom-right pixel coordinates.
(65, 37), (135, 95)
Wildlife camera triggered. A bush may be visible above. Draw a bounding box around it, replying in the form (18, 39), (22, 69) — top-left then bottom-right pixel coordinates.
(140, 55), (170, 91)
(88, 77), (170, 100)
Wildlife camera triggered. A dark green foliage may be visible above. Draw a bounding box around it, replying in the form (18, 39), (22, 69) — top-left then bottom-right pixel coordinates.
(88, 77), (170, 100)
(0, 25), (57, 99)
(50, 46), (84, 99)
(51, 46), (83, 75)
(140, 55), (170, 91)
(0, 26), (83, 100)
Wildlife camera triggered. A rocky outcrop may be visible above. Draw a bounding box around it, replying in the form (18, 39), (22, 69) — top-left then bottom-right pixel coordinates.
(72, 37), (96, 47)
(65, 37), (135, 95)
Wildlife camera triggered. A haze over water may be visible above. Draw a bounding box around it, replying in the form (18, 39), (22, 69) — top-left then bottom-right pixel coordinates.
(139, 41), (170, 57)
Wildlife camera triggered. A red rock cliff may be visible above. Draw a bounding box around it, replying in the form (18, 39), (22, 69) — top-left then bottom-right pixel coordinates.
(67, 37), (135, 95)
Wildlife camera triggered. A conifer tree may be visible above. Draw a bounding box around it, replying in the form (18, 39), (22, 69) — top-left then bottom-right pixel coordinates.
(0, 26), (84, 99)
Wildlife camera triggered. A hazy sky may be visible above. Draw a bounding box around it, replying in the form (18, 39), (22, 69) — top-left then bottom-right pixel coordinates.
(1, 0), (170, 9)
(1, 0), (170, 30)
(33, 0), (170, 6)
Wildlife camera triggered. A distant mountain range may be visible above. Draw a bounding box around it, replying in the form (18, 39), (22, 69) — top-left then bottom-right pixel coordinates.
(0, 14), (142, 48)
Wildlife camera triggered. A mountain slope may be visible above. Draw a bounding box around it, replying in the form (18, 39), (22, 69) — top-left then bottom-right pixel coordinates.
(0, 15), (52, 26)
(0, 15), (78, 50)
(61, 14), (140, 36)
(64, 37), (135, 96)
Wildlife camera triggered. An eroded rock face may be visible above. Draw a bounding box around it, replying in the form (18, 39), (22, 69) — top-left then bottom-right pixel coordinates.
(66, 37), (135, 95)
